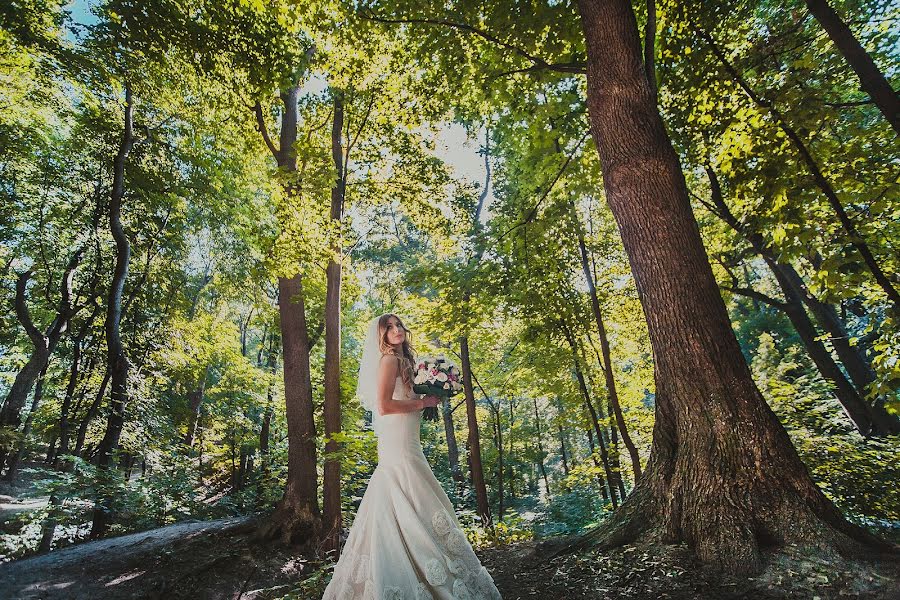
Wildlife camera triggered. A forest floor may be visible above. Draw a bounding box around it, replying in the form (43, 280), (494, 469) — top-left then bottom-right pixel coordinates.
(0, 514), (897, 599)
(1, 466), (898, 599)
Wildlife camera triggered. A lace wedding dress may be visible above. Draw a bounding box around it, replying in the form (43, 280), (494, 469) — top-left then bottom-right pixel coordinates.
(321, 375), (502, 600)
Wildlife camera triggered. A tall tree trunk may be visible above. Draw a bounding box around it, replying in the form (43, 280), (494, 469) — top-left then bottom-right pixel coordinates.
(532, 396), (551, 499)
(4, 366), (48, 482)
(255, 273), (321, 548)
(258, 325), (278, 510)
(562, 321), (619, 509)
(57, 326), (89, 461)
(252, 77), (322, 551)
(558, 422), (570, 477)
(91, 86), (135, 539)
(554, 396), (571, 477)
(802, 0), (899, 134)
(322, 91), (345, 556)
(183, 365), (209, 447)
(574, 221), (642, 480)
(460, 335), (493, 528)
(569, 0), (890, 572)
(586, 428), (611, 501)
(490, 402), (504, 522)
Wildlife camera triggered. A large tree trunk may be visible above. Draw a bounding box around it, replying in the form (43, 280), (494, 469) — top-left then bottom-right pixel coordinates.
(569, 0), (891, 573)
(460, 335), (493, 528)
(255, 273), (321, 549)
(252, 79), (322, 552)
(803, 0), (899, 134)
(322, 91), (345, 556)
(91, 86), (135, 539)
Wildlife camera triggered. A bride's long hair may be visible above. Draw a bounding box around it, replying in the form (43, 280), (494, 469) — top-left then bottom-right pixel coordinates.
(378, 313), (417, 387)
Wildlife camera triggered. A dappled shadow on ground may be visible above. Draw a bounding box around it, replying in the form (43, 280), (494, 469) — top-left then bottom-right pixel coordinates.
(1, 517), (897, 600)
(0, 516), (314, 599)
(481, 537), (900, 600)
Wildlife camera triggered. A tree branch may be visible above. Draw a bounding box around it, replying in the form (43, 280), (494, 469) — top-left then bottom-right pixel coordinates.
(253, 101), (279, 159)
(361, 11), (584, 75)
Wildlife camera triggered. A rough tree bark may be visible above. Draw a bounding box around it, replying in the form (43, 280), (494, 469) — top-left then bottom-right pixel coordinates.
(566, 0), (894, 573)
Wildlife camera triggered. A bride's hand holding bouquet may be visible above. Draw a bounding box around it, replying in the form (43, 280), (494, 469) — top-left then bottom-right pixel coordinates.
(413, 354), (464, 421)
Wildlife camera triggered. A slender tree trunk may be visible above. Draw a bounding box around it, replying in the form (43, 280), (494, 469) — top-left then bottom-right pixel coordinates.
(558, 422), (570, 477)
(91, 86), (135, 539)
(57, 338), (84, 461)
(586, 428), (610, 501)
(779, 262), (879, 396)
(252, 77), (322, 552)
(490, 403), (504, 522)
(1, 256), (81, 472)
(554, 396), (571, 478)
(569, 0), (891, 572)
(322, 91), (345, 556)
(507, 399), (516, 503)
(256, 273), (321, 548)
(532, 396), (551, 499)
(803, 0), (899, 134)
(38, 493), (62, 553)
(460, 335), (492, 528)
(562, 322), (619, 508)
(442, 397), (464, 488)
(575, 223), (642, 480)
(183, 365), (209, 447)
(4, 366), (48, 482)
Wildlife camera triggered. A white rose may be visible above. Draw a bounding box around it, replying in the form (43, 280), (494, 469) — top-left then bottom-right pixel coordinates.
(414, 373), (427, 384)
(436, 372), (448, 382)
(443, 382), (450, 389)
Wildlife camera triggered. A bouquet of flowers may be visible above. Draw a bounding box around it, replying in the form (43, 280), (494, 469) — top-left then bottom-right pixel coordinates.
(413, 354), (464, 421)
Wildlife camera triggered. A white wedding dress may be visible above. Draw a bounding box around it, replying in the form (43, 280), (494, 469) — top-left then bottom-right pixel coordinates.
(321, 375), (502, 600)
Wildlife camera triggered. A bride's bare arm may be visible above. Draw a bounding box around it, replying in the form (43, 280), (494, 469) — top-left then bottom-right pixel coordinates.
(377, 355), (424, 416)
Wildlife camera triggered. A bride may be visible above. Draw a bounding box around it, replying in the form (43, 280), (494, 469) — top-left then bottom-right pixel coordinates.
(322, 313), (503, 600)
